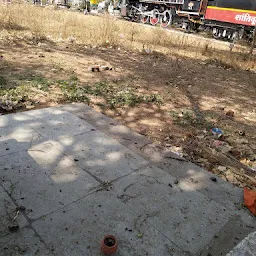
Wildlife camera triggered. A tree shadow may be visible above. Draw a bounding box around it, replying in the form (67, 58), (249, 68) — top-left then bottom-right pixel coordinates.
(0, 106), (255, 256)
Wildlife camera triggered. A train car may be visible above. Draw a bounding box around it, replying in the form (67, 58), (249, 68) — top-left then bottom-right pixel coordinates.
(120, 0), (256, 40)
(204, 0), (256, 40)
(120, 0), (205, 27)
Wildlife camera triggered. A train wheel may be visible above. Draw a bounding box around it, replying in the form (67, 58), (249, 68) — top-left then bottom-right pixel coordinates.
(150, 10), (159, 26)
(212, 28), (220, 39)
(160, 11), (172, 28)
(141, 15), (149, 24)
(132, 14), (140, 22)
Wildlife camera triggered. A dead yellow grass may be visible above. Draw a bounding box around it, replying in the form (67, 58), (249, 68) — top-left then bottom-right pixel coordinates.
(0, 3), (255, 70)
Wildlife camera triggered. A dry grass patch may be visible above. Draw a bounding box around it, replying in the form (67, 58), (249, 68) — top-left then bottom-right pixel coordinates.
(0, 3), (255, 70)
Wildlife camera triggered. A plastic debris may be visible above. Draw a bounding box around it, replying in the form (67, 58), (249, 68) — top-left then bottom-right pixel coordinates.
(244, 188), (256, 216)
(211, 128), (223, 138)
(212, 140), (224, 147)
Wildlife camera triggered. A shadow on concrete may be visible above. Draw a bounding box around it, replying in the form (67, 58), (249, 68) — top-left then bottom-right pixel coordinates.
(1, 106), (255, 255)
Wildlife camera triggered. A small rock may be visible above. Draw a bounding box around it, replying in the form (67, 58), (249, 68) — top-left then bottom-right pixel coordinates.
(100, 65), (110, 71)
(68, 36), (76, 43)
(88, 66), (100, 72)
(210, 177), (217, 182)
(226, 110), (235, 117)
(26, 105), (35, 109)
(174, 180), (179, 184)
(217, 166), (227, 172)
(38, 42), (48, 47)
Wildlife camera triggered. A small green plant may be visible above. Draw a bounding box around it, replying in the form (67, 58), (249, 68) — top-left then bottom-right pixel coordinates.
(143, 94), (163, 104)
(0, 85), (29, 103)
(14, 75), (51, 91)
(30, 76), (50, 91)
(0, 76), (7, 88)
(58, 78), (90, 103)
(108, 88), (141, 108)
(170, 109), (203, 127)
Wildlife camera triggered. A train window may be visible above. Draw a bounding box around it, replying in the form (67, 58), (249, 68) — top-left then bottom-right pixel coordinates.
(214, 0), (255, 11)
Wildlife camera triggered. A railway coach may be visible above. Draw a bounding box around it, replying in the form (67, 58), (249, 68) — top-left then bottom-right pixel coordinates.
(120, 0), (256, 40)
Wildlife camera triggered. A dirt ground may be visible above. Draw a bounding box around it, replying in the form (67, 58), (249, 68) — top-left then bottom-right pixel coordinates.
(0, 37), (256, 188)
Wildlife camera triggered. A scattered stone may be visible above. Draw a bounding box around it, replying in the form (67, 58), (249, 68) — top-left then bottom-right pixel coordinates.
(25, 104), (35, 109)
(88, 66), (100, 72)
(210, 177), (217, 182)
(168, 183), (173, 187)
(217, 166), (227, 172)
(38, 53), (45, 58)
(226, 110), (235, 117)
(100, 66), (109, 71)
(38, 42), (48, 47)
(68, 36), (76, 43)
(74, 159), (79, 162)
(174, 180), (179, 184)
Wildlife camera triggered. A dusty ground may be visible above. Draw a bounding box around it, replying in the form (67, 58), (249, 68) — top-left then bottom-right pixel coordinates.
(0, 37), (255, 188)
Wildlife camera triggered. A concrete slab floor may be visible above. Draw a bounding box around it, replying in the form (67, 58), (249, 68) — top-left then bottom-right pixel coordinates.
(0, 104), (255, 256)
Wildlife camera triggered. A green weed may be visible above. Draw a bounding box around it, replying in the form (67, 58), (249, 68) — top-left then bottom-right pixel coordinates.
(170, 109), (203, 127)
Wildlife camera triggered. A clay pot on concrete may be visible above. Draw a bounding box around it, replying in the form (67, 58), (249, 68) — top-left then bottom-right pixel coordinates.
(100, 235), (118, 255)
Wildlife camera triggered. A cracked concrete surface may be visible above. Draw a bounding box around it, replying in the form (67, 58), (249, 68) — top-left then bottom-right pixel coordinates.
(0, 103), (255, 256)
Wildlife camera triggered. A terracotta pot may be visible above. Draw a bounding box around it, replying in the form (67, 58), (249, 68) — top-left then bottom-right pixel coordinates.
(100, 235), (118, 255)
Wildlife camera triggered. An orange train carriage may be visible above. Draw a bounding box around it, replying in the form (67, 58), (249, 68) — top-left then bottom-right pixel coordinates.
(120, 0), (256, 40)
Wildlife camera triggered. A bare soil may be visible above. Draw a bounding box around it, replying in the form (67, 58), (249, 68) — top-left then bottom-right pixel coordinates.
(0, 38), (255, 188)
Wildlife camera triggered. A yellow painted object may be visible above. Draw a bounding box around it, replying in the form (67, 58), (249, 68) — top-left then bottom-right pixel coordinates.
(90, 0), (98, 5)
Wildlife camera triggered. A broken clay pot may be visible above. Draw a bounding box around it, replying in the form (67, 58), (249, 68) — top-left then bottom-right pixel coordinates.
(101, 235), (118, 255)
